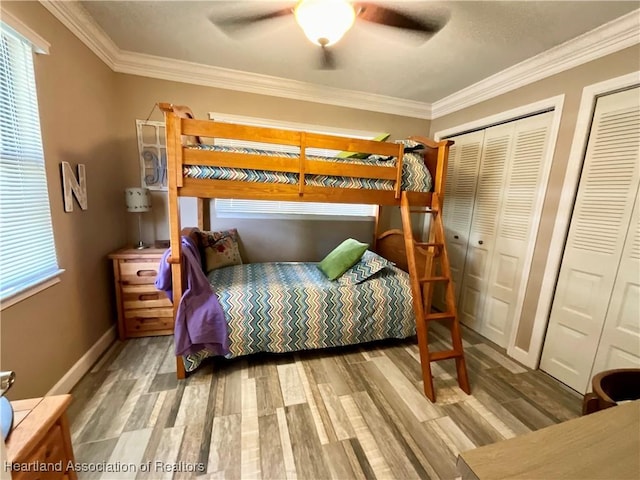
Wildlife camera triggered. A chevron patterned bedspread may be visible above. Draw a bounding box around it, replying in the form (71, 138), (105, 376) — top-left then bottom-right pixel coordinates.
(183, 261), (416, 371)
(183, 145), (432, 192)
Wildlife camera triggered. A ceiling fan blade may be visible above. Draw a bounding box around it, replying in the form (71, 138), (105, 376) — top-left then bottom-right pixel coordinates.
(210, 8), (292, 35)
(356, 3), (442, 34)
(319, 45), (338, 70)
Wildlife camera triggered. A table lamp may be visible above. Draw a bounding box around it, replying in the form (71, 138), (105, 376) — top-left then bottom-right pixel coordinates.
(125, 187), (152, 249)
(0, 371), (14, 441)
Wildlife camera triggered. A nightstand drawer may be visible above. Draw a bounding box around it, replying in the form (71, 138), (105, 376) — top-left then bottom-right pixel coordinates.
(125, 313), (173, 335)
(122, 284), (172, 309)
(124, 307), (173, 318)
(14, 425), (66, 480)
(119, 260), (160, 285)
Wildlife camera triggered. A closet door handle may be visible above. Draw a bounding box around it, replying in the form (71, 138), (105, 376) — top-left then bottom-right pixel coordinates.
(478, 240), (484, 245)
(454, 235), (459, 239)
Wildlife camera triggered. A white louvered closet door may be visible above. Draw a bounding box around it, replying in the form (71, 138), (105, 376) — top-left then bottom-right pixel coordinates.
(591, 188), (640, 375)
(541, 87), (640, 393)
(440, 131), (485, 305)
(458, 123), (514, 330)
(479, 112), (553, 346)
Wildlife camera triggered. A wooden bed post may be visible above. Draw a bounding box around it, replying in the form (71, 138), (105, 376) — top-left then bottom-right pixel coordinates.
(407, 136), (454, 197)
(163, 105), (187, 380)
(197, 198), (210, 231)
(394, 143), (404, 199)
(433, 140), (453, 202)
(372, 205), (381, 250)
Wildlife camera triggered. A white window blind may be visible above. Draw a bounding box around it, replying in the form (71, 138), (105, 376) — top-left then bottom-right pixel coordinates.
(0, 23), (60, 302)
(209, 113), (378, 218)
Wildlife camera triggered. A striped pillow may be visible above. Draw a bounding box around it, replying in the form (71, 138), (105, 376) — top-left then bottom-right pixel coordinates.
(337, 250), (394, 285)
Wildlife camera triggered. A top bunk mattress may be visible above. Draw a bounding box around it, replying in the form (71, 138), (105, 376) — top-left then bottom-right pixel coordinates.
(183, 144), (433, 192)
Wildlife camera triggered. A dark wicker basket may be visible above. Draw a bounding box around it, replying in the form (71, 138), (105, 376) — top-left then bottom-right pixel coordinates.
(582, 368), (640, 415)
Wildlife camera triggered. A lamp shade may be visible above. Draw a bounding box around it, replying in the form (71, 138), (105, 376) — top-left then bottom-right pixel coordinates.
(125, 187), (151, 213)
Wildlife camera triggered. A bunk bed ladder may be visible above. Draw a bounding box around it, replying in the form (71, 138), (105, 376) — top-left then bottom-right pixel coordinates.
(400, 191), (471, 402)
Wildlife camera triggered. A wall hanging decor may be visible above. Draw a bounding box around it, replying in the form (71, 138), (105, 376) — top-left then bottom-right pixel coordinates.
(61, 161), (87, 212)
(136, 119), (167, 191)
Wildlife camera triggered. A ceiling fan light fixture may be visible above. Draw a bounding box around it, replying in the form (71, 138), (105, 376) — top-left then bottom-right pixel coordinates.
(294, 0), (356, 47)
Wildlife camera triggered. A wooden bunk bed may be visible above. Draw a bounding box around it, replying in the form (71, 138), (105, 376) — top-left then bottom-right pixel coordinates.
(159, 103), (470, 402)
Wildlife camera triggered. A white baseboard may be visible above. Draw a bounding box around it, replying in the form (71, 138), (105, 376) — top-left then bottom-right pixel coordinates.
(47, 326), (117, 396)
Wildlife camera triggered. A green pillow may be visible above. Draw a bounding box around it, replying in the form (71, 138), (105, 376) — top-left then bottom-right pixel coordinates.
(336, 132), (391, 159)
(318, 238), (369, 280)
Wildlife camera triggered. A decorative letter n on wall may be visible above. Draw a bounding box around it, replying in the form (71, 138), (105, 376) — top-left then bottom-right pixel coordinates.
(61, 162), (88, 212)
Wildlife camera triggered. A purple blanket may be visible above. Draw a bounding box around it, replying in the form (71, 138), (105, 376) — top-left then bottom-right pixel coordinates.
(155, 236), (230, 357)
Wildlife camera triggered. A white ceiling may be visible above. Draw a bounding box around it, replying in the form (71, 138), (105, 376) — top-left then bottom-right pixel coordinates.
(78, 1), (639, 102)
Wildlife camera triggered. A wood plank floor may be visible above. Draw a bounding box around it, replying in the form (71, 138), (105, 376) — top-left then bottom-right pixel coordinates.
(68, 324), (582, 479)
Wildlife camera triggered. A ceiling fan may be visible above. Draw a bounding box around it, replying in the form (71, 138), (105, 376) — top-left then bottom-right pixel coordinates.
(210, 0), (445, 69)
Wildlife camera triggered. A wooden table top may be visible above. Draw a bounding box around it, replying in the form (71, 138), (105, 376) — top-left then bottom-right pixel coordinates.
(457, 400), (640, 480)
(6, 395), (72, 462)
(108, 246), (167, 259)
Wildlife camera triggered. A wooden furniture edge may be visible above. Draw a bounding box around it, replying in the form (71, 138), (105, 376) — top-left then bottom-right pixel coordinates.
(374, 229), (428, 279)
(161, 104), (451, 212)
(108, 247), (167, 259)
(6, 394), (72, 462)
(457, 400), (640, 479)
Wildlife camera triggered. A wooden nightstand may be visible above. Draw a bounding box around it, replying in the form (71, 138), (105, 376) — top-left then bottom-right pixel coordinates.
(108, 246), (173, 340)
(6, 395), (77, 480)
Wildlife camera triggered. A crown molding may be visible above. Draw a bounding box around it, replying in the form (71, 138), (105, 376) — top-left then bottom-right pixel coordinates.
(431, 8), (640, 119)
(114, 50), (431, 119)
(39, 0), (118, 69)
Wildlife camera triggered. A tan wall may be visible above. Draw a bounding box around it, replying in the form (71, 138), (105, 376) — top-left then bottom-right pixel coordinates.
(114, 74), (430, 261)
(429, 45), (640, 355)
(0, 2), (126, 399)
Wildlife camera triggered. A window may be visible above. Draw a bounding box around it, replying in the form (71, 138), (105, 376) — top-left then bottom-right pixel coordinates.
(209, 113), (380, 219)
(1, 20), (60, 304)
